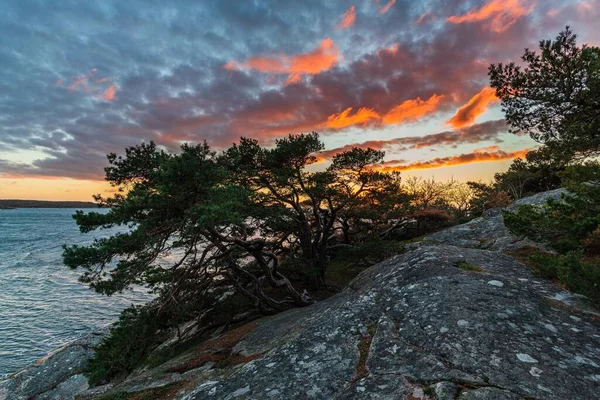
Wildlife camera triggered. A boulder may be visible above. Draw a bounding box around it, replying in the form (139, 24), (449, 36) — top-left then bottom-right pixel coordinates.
(0, 331), (104, 400)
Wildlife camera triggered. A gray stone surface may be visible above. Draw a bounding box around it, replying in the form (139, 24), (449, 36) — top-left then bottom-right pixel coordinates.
(430, 381), (459, 400)
(458, 387), (522, 400)
(0, 331), (103, 400)
(183, 241), (599, 399)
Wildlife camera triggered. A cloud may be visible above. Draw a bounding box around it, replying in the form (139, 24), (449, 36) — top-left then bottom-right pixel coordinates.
(377, 0), (396, 15)
(336, 6), (356, 29)
(322, 94), (443, 131)
(447, 87), (498, 128)
(99, 85), (117, 101)
(447, 0), (535, 32)
(317, 119), (508, 161)
(59, 68), (118, 101)
(1, 0), (597, 184)
(382, 94), (444, 125)
(415, 10), (433, 25)
(224, 38), (339, 83)
(376, 147), (531, 172)
(324, 107), (380, 129)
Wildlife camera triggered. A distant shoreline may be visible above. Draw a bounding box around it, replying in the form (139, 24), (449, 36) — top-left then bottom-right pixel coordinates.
(0, 200), (102, 209)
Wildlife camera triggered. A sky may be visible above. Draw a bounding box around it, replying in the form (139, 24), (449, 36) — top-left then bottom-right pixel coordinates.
(0, 0), (598, 201)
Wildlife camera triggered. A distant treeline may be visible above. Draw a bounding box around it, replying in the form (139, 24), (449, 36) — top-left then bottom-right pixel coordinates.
(0, 200), (102, 209)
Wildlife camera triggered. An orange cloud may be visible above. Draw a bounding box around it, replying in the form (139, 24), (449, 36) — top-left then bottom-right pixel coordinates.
(324, 107), (381, 129)
(577, 1), (594, 14)
(447, 0), (534, 32)
(447, 87), (498, 128)
(474, 145), (501, 153)
(321, 94), (443, 131)
(225, 39), (339, 83)
(321, 94), (444, 131)
(378, 0), (396, 15)
(376, 148), (530, 172)
(382, 94), (444, 125)
(337, 6), (356, 29)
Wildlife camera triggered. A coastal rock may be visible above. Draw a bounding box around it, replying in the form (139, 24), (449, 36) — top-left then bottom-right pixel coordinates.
(0, 331), (104, 400)
(4, 188), (599, 400)
(180, 243), (599, 400)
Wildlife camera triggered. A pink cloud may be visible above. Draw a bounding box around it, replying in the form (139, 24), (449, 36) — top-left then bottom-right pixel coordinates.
(336, 6), (356, 29)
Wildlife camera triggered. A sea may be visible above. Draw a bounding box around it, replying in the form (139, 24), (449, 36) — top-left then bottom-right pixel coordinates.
(0, 208), (151, 378)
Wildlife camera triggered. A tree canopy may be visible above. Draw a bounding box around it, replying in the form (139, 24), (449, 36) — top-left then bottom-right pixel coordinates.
(490, 26), (600, 158)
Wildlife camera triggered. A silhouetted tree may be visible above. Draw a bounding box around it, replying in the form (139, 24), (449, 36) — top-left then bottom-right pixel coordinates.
(490, 27), (600, 158)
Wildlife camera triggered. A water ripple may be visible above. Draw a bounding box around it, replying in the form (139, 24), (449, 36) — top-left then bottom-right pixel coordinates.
(0, 208), (151, 377)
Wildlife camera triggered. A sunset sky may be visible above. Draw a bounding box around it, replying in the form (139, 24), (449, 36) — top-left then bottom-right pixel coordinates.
(0, 0), (599, 201)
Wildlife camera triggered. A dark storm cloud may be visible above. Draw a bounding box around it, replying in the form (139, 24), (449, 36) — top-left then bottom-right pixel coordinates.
(0, 0), (596, 179)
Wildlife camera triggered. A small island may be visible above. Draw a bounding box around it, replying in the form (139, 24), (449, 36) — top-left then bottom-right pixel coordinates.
(0, 200), (100, 209)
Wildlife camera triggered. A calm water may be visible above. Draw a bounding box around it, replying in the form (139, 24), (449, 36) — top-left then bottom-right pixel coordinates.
(0, 208), (151, 377)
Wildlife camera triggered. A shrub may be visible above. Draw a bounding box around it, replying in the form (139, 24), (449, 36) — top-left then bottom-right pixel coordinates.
(583, 228), (600, 257)
(484, 191), (512, 209)
(504, 185), (600, 254)
(86, 305), (167, 386)
(504, 174), (600, 305)
(413, 208), (452, 230)
(336, 239), (406, 266)
(529, 252), (600, 305)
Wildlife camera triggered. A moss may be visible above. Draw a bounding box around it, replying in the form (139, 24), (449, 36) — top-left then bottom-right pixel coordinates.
(402, 234), (426, 244)
(351, 324), (377, 384)
(166, 322), (261, 374)
(456, 261), (485, 273)
(423, 386), (435, 396)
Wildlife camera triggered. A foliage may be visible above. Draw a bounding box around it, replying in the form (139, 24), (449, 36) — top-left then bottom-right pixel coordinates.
(489, 26), (600, 158)
(582, 228), (600, 257)
(483, 191), (512, 209)
(220, 133), (410, 287)
(456, 261), (485, 273)
(528, 252), (600, 305)
(504, 190), (600, 253)
(493, 146), (569, 198)
(86, 304), (168, 386)
(504, 163), (600, 303)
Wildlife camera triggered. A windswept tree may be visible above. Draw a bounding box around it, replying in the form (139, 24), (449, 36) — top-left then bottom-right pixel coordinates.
(489, 27), (600, 158)
(64, 133), (410, 314)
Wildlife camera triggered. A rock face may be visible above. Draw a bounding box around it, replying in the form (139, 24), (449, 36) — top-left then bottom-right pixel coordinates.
(2, 189), (599, 400)
(0, 331), (104, 400)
